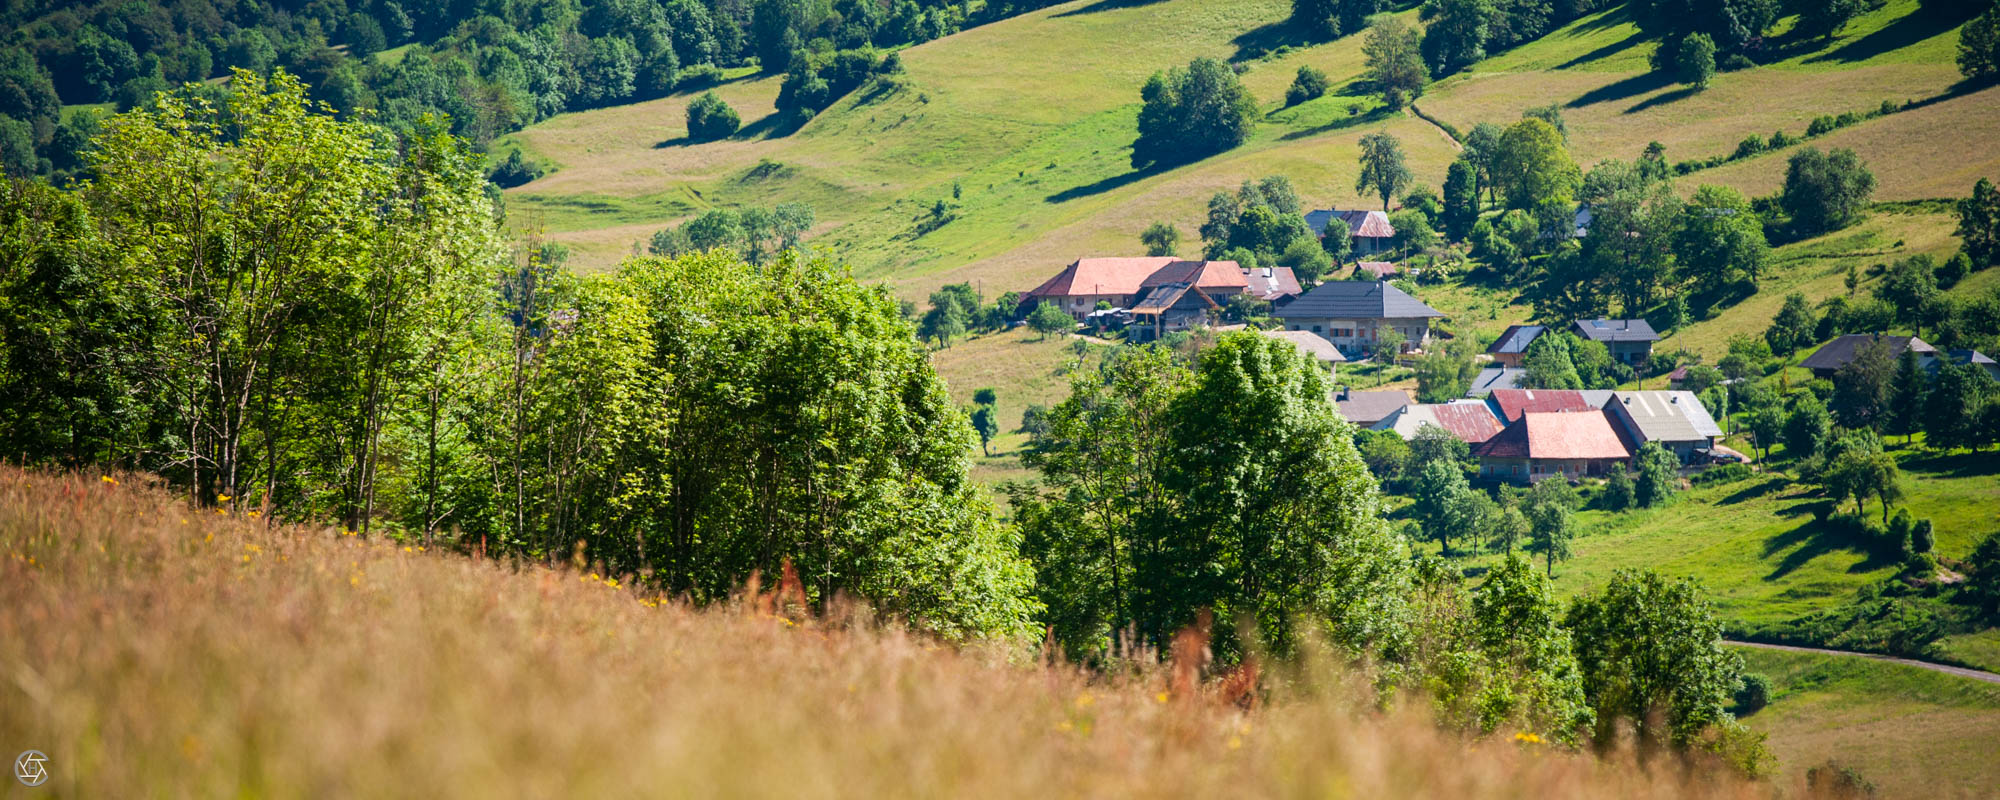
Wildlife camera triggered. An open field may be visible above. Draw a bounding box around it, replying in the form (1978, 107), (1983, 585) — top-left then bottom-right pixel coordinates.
(1443, 447), (2000, 635)
(1735, 646), (2000, 799)
(2, 467), (1818, 799)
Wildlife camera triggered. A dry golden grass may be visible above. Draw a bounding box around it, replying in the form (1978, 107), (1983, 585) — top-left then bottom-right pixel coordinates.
(0, 467), (1825, 798)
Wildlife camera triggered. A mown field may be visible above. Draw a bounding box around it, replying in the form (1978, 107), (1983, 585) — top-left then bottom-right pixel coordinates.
(1, 467), (1844, 798)
(1733, 646), (2000, 800)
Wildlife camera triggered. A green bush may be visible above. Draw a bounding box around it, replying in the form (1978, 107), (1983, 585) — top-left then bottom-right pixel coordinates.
(1912, 519), (1934, 553)
(1733, 672), (1771, 715)
(685, 91), (741, 141)
(1690, 463), (1752, 486)
(1285, 65), (1329, 106)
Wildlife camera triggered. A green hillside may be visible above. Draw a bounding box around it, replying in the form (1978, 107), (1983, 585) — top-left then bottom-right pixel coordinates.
(503, 0), (1998, 307)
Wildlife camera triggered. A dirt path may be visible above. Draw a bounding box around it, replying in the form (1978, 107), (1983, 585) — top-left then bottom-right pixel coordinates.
(1725, 640), (2000, 685)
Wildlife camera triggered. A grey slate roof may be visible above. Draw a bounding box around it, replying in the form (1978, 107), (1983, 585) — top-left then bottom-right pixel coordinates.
(1488, 325), (1546, 355)
(1466, 367), (1525, 396)
(1609, 391), (1722, 443)
(1333, 390), (1410, 426)
(1801, 334), (1935, 372)
(1261, 329), (1348, 362)
(1572, 319), (1659, 343)
(1274, 280), (1444, 320)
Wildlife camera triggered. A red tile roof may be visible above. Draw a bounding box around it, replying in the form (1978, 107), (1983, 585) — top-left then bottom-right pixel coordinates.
(1474, 410), (1633, 461)
(1355, 261), (1399, 279)
(1430, 403), (1506, 444)
(1487, 389), (1595, 424)
(1144, 260), (1248, 291)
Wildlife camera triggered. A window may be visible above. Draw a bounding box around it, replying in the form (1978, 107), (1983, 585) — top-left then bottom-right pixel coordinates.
(1311, 325), (1323, 333)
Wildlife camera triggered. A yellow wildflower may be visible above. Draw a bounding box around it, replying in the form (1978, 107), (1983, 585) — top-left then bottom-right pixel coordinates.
(1074, 693), (1095, 709)
(1227, 736), (1243, 750)
(216, 495), (231, 502)
(100, 475), (118, 485)
(1155, 692), (1169, 704)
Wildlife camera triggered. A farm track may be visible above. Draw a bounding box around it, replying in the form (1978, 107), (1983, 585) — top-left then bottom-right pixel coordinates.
(1725, 640), (2000, 685)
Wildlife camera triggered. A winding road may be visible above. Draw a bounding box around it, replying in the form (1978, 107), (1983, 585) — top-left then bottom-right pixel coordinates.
(1725, 640), (2000, 685)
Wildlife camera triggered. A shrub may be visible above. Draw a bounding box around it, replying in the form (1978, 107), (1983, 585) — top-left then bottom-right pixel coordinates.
(1769, 130), (1798, 148)
(488, 149), (544, 188)
(677, 64), (725, 89)
(1912, 519), (1934, 553)
(1807, 115), (1837, 137)
(1603, 464), (1635, 510)
(1286, 65), (1329, 106)
(1733, 135), (1763, 159)
(685, 91), (741, 141)
(1733, 673), (1771, 715)
(1690, 463), (1752, 486)
(1807, 760), (1877, 798)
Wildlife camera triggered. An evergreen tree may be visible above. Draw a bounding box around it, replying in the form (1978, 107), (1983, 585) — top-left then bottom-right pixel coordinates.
(1958, 177), (2000, 268)
(1442, 157), (1480, 241)
(1887, 347), (1928, 443)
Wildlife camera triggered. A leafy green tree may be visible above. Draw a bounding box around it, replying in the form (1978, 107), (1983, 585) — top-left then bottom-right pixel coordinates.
(1201, 177), (1314, 261)
(1363, 17), (1428, 108)
(1633, 441), (1680, 507)
(1925, 361), (1997, 451)
(1414, 342), (1478, 402)
(1027, 300), (1072, 340)
(1276, 236), (1335, 285)
(1957, 178), (2000, 268)
(1963, 3), (2000, 81)
(1524, 477), (1578, 577)
(1493, 118), (1580, 211)
(1286, 65), (1330, 105)
(1320, 215), (1353, 264)
(1441, 158), (1480, 241)
(1412, 456), (1477, 556)
(1421, 0), (1494, 76)
(1784, 394), (1833, 462)
(1356, 132), (1413, 212)
(1470, 554), (1596, 741)
(1831, 336), (1895, 429)
(1875, 255), (1941, 333)
(683, 209), (744, 251)
(971, 403), (999, 455)
(1407, 423), (1471, 474)
(1141, 221), (1181, 256)
(1781, 147), (1876, 234)
(685, 91), (740, 140)
(1521, 330), (1585, 389)
(0, 115), (33, 177)
(1461, 121), (1505, 205)
(1676, 32), (1717, 88)
(920, 294), (969, 348)
(1132, 58), (1256, 169)
(1765, 293), (1819, 356)
(1675, 184), (1769, 297)
(1566, 570), (1746, 749)
(1744, 405), (1783, 462)
(1604, 464), (1636, 511)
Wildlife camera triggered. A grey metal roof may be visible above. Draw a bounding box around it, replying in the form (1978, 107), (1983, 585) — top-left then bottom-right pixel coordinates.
(1261, 329), (1348, 362)
(1274, 281), (1444, 320)
(1572, 319), (1659, 343)
(1488, 325), (1545, 355)
(1801, 334), (1935, 371)
(1466, 367), (1525, 395)
(1609, 390), (1722, 443)
(1333, 390), (1410, 426)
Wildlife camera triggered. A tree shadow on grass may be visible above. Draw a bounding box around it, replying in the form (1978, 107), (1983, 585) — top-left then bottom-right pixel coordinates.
(1277, 104), (1397, 141)
(1805, 8), (1964, 66)
(1231, 20), (1321, 63)
(1764, 513), (1872, 580)
(1623, 85), (1700, 114)
(1554, 29), (1648, 70)
(733, 111), (807, 141)
(1896, 449), (2000, 480)
(1719, 475), (1788, 505)
(1045, 163), (1164, 204)
(1053, 0), (1170, 18)
(1566, 71), (1673, 109)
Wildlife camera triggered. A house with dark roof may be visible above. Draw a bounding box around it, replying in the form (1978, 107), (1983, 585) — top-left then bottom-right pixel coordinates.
(1466, 366), (1525, 397)
(1603, 391), (1723, 462)
(1127, 282), (1223, 341)
(1800, 334), (1937, 380)
(1019, 257), (1248, 321)
(1943, 349), (2000, 382)
(1487, 325), (1546, 368)
(1571, 319), (1659, 367)
(1333, 389), (1410, 427)
(1305, 209), (1397, 256)
(1473, 409), (1634, 484)
(1242, 266), (1303, 305)
(1272, 280), (1445, 358)
(1374, 401), (1505, 445)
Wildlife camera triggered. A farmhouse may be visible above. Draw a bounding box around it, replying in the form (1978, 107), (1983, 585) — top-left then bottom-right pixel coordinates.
(1333, 389), (1410, 428)
(1019, 257), (1248, 320)
(1800, 334), (1937, 380)
(1486, 325), (1546, 367)
(1603, 390), (1723, 462)
(1242, 266), (1304, 304)
(1261, 329), (1347, 370)
(1374, 401), (1505, 445)
(1483, 388), (1613, 425)
(1571, 319), (1659, 367)
(1127, 282), (1222, 342)
(1473, 410), (1634, 484)
(1305, 209), (1397, 256)
(1273, 280), (1445, 358)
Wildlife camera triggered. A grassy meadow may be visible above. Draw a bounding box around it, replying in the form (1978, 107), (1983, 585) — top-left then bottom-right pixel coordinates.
(0, 467), (1841, 799)
(1733, 646), (2000, 799)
